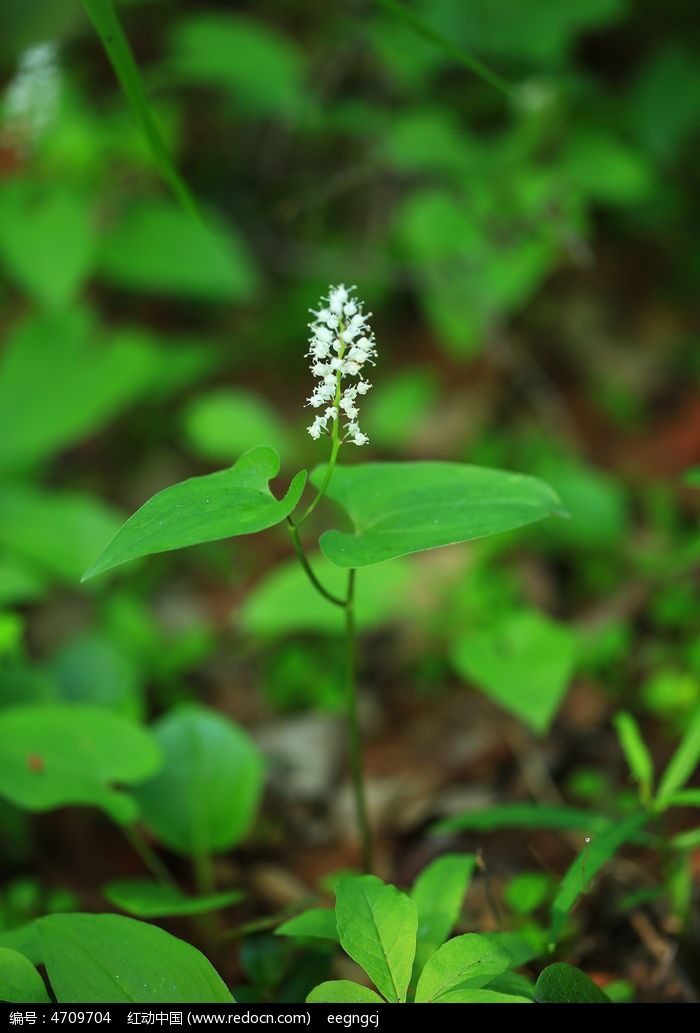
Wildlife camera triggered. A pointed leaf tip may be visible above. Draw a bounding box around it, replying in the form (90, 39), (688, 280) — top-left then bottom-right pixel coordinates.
(82, 447), (305, 581)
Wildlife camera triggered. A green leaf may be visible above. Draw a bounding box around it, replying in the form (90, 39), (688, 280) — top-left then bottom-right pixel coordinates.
(0, 182), (95, 308)
(82, 447), (306, 581)
(314, 462), (567, 568)
(99, 200), (258, 301)
(181, 388), (293, 466)
(656, 706), (700, 806)
(167, 12), (307, 118)
(132, 704), (264, 855)
(103, 880), (244, 919)
(414, 934), (511, 1002)
(433, 802), (613, 835)
(410, 854), (476, 978)
(0, 947), (51, 1003)
(0, 704), (161, 825)
(549, 813), (649, 945)
(307, 981), (385, 1004)
(276, 908), (339, 942)
(0, 923), (43, 966)
(335, 875), (417, 1003)
(613, 711), (654, 802)
(431, 988), (531, 1003)
(451, 609), (578, 734)
(0, 487), (123, 585)
(38, 913), (234, 1003)
(0, 307), (160, 474)
(82, 0), (199, 218)
(534, 962), (610, 1003)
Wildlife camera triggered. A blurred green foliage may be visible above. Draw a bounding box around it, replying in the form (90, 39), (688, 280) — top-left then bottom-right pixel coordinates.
(0, 0), (699, 1004)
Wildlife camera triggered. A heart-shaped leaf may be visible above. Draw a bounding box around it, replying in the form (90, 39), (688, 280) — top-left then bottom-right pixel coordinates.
(451, 609), (578, 735)
(314, 461), (567, 568)
(38, 913), (234, 1003)
(0, 704), (161, 824)
(82, 447), (306, 581)
(335, 875), (417, 1003)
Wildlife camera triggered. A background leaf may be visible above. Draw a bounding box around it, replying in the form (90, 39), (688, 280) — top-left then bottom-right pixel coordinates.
(38, 913), (234, 1003)
(0, 704), (161, 824)
(103, 880), (244, 919)
(315, 461), (567, 568)
(132, 704), (264, 855)
(0, 947), (51, 1003)
(450, 609), (578, 734)
(334, 875), (417, 1003)
(534, 962), (611, 1003)
(98, 199), (258, 301)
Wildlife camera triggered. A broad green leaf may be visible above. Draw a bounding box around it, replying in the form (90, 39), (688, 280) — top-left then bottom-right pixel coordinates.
(483, 928), (549, 969)
(0, 486), (123, 585)
(451, 609), (578, 734)
(549, 813), (648, 944)
(49, 633), (143, 719)
(239, 553), (415, 636)
(181, 388), (292, 465)
(314, 462), (567, 568)
(99, 200), (258, 301)
(656, 706), (700, 806)
(103, 880), (244, 919)
(0, 947), (51, 1003)
(335, 875), (417, 1003)
(534, 963), (610, 1003)
(0, 307), (160, 474)
(0, 923), (43, 966)
(82, 0), (199, 217)
(307, 981), (385, 1004)
(276, 908), (339, 942)
(414, 934), (511, 1002)
(613, 711), (654, 802)
(82, 447), (306, 581)
(430, 988), (532, 1003)
(485, 970), (536, 1000)
(167, 12), (307, 118)
(0, 704), (161, 824)
(434, 802), (614, 835)
(0, 182), (94, 308)
(410, 854), (476, 978)
(38, 913), (234, 1003)
(132, 704), (264, 855)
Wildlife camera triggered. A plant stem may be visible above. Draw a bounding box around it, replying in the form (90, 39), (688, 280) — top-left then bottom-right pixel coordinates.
(123, 823), (179, 890)
(345, 568), (373, 873)
(286, 516), (345, 607)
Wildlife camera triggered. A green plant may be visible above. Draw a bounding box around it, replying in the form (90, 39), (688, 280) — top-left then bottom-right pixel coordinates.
(277, 862), (611, 1003)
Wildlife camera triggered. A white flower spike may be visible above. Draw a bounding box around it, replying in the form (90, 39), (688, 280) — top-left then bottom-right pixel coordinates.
(306, 285), (376, 445)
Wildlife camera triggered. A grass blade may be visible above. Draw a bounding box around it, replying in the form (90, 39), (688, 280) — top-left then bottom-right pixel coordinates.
(82, 0), (199, 219)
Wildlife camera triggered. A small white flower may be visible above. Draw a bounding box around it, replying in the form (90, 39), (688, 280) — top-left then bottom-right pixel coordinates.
(306, 285), (376, 445)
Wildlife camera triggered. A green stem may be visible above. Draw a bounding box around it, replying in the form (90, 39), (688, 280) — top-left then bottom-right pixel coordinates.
(286, 517), (345, 607)
(345, 568), (373, 873)
(193, 849), (215, 898)
(122, 823), (179, 890)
